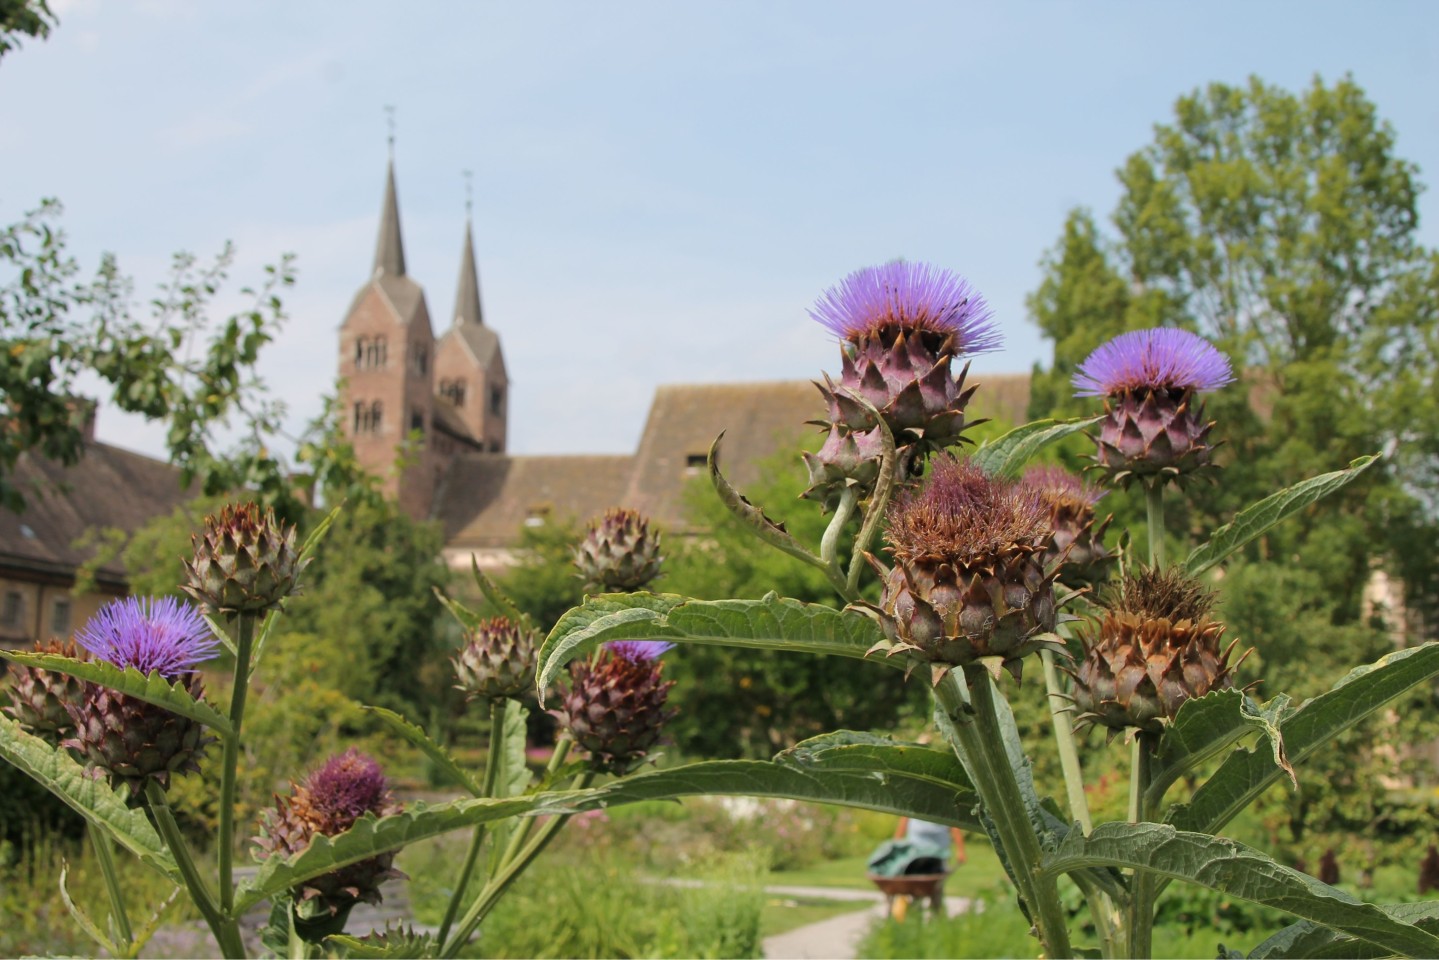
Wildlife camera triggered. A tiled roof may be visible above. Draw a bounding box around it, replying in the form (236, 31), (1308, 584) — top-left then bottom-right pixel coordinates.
(0, 441), (194, 586)
(431, 401), (478, 445)
(433, 373), (1031, 548)
(436, 454), (636, 548)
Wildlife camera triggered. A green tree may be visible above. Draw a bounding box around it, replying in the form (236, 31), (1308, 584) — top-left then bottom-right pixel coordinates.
(1028, 74), (1439, 633)
(0, 0), (54, 60)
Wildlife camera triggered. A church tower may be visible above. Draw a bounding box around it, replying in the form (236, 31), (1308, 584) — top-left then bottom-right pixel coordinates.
(434, 218), (508, 453)
(338, 159), (442, 520)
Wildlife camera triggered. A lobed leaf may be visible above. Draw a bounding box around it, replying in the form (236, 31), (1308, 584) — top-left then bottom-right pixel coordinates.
(0, 651), (232, 735)
(1148, 690), (1292, 810)
(1247, 903), (1439, 958)
(362, 706), (480, 796)
(1169, 642), (1439, 835)
(1043, 822), (1439, 958)
(1185, 454), (1379, 576)
(499, 700), (532, 799)
(470, 555), (534, 631)
(0, 715), (178, 879)
(970, 416), (1103, 477)
(536, 592), (891, 697)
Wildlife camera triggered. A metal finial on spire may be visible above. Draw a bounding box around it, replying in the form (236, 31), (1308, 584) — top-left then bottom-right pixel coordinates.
(384, 104), (396, 158)
(463, 169), (473, 219)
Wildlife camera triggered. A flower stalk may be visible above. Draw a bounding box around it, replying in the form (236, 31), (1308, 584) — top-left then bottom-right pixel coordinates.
(89, 825), (134, 948)
(145, 780), (242, 958)
(437, 697), (508, 945)
(217, 612), (254, 915)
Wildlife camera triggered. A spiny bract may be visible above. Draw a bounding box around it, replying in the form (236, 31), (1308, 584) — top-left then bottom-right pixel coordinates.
(184, 502), (307, 614)
(574, 508), (664, 593)
(453, 617), (536, 700)
(555, 644), (676, 774)
(3, 638), (87, 745)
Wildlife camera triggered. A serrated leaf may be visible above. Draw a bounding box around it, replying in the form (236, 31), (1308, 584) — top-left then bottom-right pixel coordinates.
(1148, 690), (1292, 808)
(1169, 643), (1439, 835)
(535, 593), (686, 700)
(236, 795), (542, 912)
(1248, 903), (1439, 958)
(499, 701), (531, 799)
(59, 860), (121, 956)
(708, 432), (836, 581)
(0, 715), (177, 879)
(1042, 822), (1439, 958)
(1185, 455), (1379, 577)
(777, 731), (976, 794)
(0, 652), (231, 735)
(327, 926), (439, 959)
(433, 585), (482, 631)
(970, 416), (1103, 477)
(471, 555), (533, 631)
(363, 706), (480, 796)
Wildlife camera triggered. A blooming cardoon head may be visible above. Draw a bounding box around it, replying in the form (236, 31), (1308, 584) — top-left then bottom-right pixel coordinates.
(184, 501), (307, 615)
(873, 457), (1062, 683)
(1021, 464), (1115, 588)
(255, 749), (403, 929)
(3, 638), (87, 745)
(556, 643), (677, 774)
(453, 617), (536, 701)
(806, 262), (1002, 497)
(1072, 566), (1243, 734)
(575, 508), (664, 593)
(1073, 328), (1233, 488)
(64, 597), (219, 796)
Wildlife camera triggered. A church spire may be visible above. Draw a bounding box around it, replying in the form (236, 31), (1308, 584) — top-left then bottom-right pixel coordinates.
(373, 159), (406, 278)
(453, 218), (484, 327)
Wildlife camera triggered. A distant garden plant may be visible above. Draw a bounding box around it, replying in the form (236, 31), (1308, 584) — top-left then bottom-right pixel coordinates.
(3, 260), (1437, 958)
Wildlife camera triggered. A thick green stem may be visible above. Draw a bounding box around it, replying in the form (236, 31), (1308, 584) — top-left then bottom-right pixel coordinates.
(819, 486), (858, 568)
(1145, 480), (1166, 568)
(1041, 647), (1092, 834)
(438, 697), (508, 945)
(501, 736), (574, 866)
(217, 614), (255, 915)
(89, 824), (133, 947)
(1128, 734), (1157, 958)
(146, 781), (244, 959)
(440, 771), (596, 958)
(938, 672), (1072, 959)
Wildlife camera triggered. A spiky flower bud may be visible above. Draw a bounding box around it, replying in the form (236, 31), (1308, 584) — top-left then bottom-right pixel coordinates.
(800, 424), (884, 509)
(453, 617), (536, 700)
(575, 508), (664, 593)
(1072, 567), (1243, 734)
(4, 638), (87, 746)
(1021, 464), (1115, 588)
(254, 749), (404, 928)
(873, 458), (1061, 683)
(1073, 328), (1234, 488)
(555, 641), (676, 774)
(63, 597), (220, 796)
(183, 502), (307, 615)
(808, 262), (1001, 487)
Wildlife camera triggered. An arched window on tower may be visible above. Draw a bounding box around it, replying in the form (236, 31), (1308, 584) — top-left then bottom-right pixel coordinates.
(370, 400), (383, 431)
(439, 379), (467, 407)
(355, 336), (388, 371)
(412, 344), (428, 375)
(352, 400), (384, 434)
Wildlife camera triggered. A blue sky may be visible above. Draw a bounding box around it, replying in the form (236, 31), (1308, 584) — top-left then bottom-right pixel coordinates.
(3, 1), (1437, 461)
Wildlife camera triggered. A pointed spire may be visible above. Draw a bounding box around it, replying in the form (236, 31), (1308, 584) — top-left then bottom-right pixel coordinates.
(373, 159), (406, 278)
(453, 218), (483, 327)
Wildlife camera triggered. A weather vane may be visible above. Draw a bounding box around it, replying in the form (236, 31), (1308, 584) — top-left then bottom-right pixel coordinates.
(384, 104), (396, 157)
(463, 169), (473, 218)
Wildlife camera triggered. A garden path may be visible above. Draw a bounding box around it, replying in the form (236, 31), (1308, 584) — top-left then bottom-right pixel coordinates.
(759, 885), (974, 960)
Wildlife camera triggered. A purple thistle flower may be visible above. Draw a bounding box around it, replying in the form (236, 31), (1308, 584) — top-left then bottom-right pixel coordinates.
(607, 640), (675, 663)
(307, 749), (391, 823)
(1072, 328), (1234, 398)
(76, 596), (219, 679)
(809, 261), (1002, 354)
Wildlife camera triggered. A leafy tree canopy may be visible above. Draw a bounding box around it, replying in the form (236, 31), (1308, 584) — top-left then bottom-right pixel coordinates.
(1028, 74), (1439, 633)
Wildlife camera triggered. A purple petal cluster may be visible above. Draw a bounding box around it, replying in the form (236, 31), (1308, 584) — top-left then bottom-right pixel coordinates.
(76, 596), (219, 679)
(886, 457), (1048, 564)
(1072, 329), (1234, 398)
(809, 261), (1002, 353)
(607, 640), (674, 663)
(307, 749), (391, 822)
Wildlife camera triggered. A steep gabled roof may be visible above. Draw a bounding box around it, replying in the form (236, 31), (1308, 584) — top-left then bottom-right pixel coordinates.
(0, 441), (195, 586)
(436, 454), (636, 548)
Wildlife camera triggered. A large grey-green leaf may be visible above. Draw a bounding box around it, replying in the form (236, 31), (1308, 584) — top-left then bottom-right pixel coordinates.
(536, 592), (891, 696)
(1042, 822), (1439, 958)
(1248, 903), (1439, 959)
(970, 416), (1102, 477)
(777, 730), (976, 794)
(1169, 643), (1439, 835)
(363, 706), (480, 796)
(1185, 455), (1379, 577)
(499, 700), (531, 799)
(0, 715), (177, 879)
(0, 651), (231, 735)
(236, 795), (541, 911)
(1148, 690), (1291, 809)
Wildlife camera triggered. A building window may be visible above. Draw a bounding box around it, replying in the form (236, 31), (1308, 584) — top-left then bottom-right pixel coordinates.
(685, 453), (708, 474)
(355, 336), (388, 370)
(50, 597), (72, 637)
(0, 591), (22, 629)
(410, 410), (425, 434)
(524, 505), (550, 528)
(413, 345), (428, 375)
(439, 379), (467, 407)
(488, 440), (501, 453)
(353, 400), (383, 434)
(490, 386), (503, 416)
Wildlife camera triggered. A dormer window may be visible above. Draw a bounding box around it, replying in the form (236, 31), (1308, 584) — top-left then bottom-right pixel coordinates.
(685, 453), (707, 475)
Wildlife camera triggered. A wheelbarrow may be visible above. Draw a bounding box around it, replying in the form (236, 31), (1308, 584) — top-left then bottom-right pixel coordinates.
(869, 871), (951, 921)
